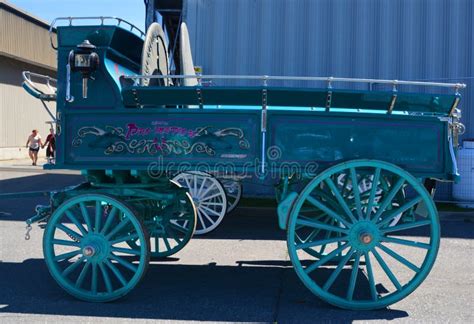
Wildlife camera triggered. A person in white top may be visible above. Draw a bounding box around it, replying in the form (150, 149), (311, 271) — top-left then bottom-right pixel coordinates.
(25, 129), (43, 166)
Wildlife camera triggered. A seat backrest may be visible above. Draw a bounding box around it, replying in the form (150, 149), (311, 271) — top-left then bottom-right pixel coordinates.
(180, 22), (198, 87)
(141, 22), (171, 86)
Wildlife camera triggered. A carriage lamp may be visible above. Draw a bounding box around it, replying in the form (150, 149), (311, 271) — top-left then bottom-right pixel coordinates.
(67, 40), (100, 99)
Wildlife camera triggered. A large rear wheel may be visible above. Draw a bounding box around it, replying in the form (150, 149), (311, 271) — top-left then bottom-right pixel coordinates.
(287, 160), (440, 310)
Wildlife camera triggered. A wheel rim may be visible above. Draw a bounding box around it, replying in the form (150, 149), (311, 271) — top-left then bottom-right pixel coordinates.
(127, 181), (197, 258)
(220, 179), (242, 213)
(172, 172), (227, 235)
(287, 160), (440, 310)
(43, 194), (150, 302)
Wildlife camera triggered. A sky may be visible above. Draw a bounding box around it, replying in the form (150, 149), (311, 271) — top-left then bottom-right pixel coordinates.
(8, 0), (146, 30)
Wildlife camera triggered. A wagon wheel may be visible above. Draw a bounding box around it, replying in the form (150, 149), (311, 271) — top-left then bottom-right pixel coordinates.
(287, 160), (440, 310)
(43, 194), (150, 302)
(127, 181), (197, 258)
(299, 172), (407, 260)
(220, 178), (243, 213)
(172, 172), (227, 235)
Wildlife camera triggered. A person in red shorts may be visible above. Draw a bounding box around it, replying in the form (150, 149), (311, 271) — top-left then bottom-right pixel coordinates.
(42, 128), (56, 164)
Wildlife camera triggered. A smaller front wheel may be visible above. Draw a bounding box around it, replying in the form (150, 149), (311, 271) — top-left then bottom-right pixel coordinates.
(220, 178), (243, 213)
(172, 172), (227, 234)
(127, 181), (197, 258)
(43, 194), (150, 302)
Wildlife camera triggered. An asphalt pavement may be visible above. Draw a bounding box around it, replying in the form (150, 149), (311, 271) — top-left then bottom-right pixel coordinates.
(0, 164), (473, 323)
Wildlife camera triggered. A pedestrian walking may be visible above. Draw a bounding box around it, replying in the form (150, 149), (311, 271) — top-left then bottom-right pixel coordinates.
(42, 128), (56, 163)
(26, 129), (43, 166)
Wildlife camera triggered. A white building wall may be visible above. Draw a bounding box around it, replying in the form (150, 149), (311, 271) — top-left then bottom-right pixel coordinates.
(0, 56), (56, 160)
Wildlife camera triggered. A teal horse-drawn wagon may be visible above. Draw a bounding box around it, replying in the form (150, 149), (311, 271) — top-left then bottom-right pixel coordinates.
(14, 16), (467, 309)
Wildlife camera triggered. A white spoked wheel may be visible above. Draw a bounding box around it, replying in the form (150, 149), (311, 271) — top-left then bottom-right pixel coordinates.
(172, 172), (227, 235)
(336, 173), (404, 227)
(220, 179), (242, 213)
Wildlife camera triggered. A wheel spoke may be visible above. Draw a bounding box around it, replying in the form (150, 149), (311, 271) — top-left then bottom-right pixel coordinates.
(305, 196), (351, 228)
(183, 175), (192, 193)
(109, 253), (138, 272)
(199, 205), (221, 217)
(197, 210), (206, 229)
(377, 197), (422, 229)
(193, 174), (198, 194)
(364, 252), (378, 301)
(197, 177), (207, 197)
(371, 177), (405, 222)
(323, 178), (358, 224)
(200, 192), (223, 202)
(380, 219), (431, 234)
(378, 244), (420, 273)
(100, 206), (118, 235)
(350, 168), (363, 219)
(304, 242), (350, 274)
(79, 202), (93, 232)
(111, 247), (141, 255)
(341, 172), (350, 198)
(381, 236), (431, 249)
(75, 261), (91, 288)
(56, 224), (83, 241)
(170, 222), (188, 234)
(296, 236), (348, 250)
(296, 217), (349, 234)
(109, 232), (139, 245)
(62, 256), (85, 276)
(323, 248), (354, 291)
(52, 239), (81, 247)
(65, 210), (88, 236)
(200, 201), (224, 207)
(365, 168), (381, 219)
(54, 249), (81, 262)
(346, 252), (361, 301)
(163, 236), (172, 251)
(91, 262), (98, 294)
(99, 263), (113, 293)
(154, 236), (159, 252)
(304, 216), (329, 238)
(166, 227), (182, 245)
(372, 248), (402, 291)
(199, 181), (216, 200)
(94, 200), (102, 233)
(105, 218), (131, 240)
(105, 259), (127, 286)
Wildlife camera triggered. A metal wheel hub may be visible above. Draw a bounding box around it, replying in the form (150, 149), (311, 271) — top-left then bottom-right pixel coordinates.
(192, 197), (200, 207)
(82, 246), (96, 257)
(81, 234), (110, 262)
(360, 233), (373, 244)
(348, 221), (380, 252)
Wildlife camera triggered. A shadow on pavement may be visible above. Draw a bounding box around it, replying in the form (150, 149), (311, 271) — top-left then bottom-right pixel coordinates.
(0, 173), (84, 222)
(0, 258), (408, 322)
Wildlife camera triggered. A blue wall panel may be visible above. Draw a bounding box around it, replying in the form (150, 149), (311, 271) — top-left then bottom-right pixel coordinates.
(184, 0), (474, 199)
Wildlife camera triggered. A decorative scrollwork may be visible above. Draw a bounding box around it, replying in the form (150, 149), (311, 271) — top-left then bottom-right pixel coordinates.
(72, 126), (107, 147)
(239, 139), (250, 150)
(72, 123), (248, 157)
(267, 145), (282, 160)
